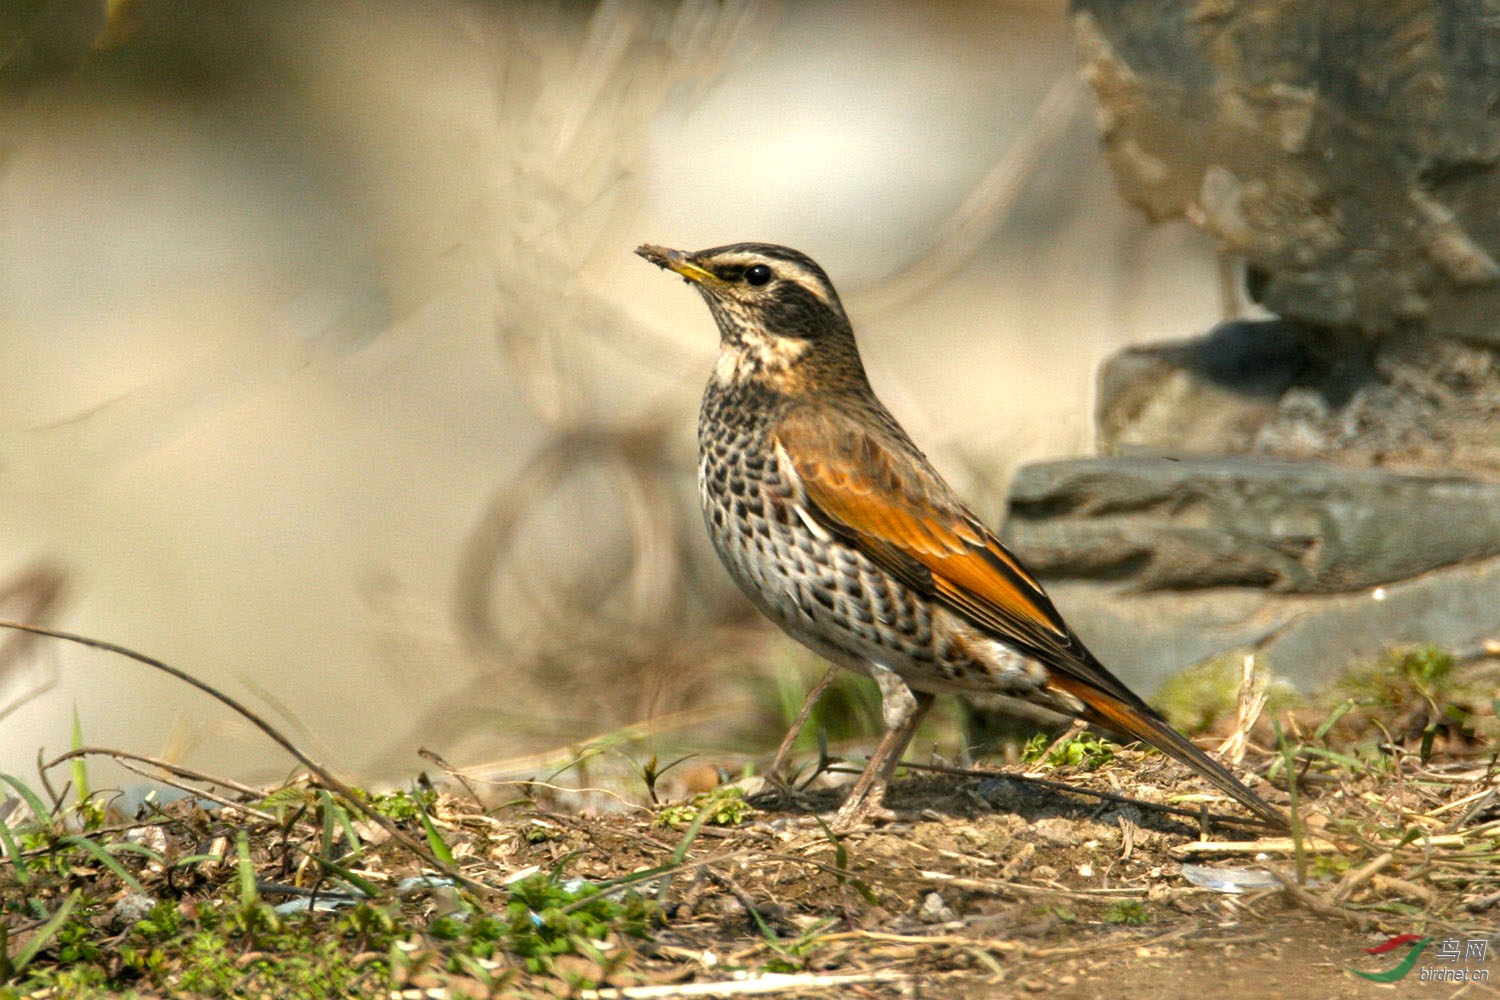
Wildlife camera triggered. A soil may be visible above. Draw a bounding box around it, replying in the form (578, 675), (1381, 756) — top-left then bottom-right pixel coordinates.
(7, 741), (1495, 998)
(480, 759), (1498, 1000)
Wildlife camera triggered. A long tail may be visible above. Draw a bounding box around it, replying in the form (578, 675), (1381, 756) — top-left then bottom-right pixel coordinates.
(1047, 673), (1288, 829)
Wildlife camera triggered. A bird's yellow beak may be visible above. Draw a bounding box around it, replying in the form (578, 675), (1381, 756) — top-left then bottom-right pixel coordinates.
(636, 244), (719, 287)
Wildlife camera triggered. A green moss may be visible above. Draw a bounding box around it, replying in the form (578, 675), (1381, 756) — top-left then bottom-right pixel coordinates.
(1153, 654), (1297, 734)
(655, 787), (754, 828)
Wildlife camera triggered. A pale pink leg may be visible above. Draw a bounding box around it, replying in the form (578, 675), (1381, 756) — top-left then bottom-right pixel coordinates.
(832, 667), (934, 829)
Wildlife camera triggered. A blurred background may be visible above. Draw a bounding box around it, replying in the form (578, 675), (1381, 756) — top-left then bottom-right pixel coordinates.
(0, 0), (1227, 793)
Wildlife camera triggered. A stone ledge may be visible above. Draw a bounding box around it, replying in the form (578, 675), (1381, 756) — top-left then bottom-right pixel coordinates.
(1004, 455), (1500, 593)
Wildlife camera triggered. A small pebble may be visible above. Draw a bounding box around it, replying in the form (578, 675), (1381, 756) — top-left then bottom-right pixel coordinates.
(110, 893), (157, 929)
(919, 891), (956, 924)
(1029, 818), (1078, 847)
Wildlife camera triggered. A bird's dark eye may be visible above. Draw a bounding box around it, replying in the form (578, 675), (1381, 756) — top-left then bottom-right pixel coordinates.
(744, 264), (773, 286)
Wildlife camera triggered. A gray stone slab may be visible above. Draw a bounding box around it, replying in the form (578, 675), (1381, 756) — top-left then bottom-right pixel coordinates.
(1004, 456), (1500, 592)
(1038, 553), (1500, 696)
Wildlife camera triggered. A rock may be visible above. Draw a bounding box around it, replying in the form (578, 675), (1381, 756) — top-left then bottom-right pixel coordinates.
(1028, 817), (1080, 848)
(919, 891), (957, 924)
(109, 893), (157, 929)
(999, 455), (1500, 691)
(1071, 0), (1500, 342)
(1004, 456), (1500, 593)
(1029, 553), (1500, 695)
(1098, 319), (1500, 477)
(1034, 1), (1500, 697)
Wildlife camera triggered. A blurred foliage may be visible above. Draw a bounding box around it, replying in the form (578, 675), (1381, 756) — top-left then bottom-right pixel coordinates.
(1331, 643), (1498, 755)
(1154, 652), (1297, 735)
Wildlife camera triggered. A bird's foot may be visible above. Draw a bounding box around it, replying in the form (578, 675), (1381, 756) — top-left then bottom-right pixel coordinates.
(830, 782), (897, 831)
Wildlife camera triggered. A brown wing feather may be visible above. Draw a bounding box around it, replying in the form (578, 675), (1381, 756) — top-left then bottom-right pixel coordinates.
(776, 408), (1288, 828)
(776, 408), (1111, 693)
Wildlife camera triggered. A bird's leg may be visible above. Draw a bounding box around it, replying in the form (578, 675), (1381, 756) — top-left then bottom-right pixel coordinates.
(763, 666), (839, 797)
(832, 666), (934, 829)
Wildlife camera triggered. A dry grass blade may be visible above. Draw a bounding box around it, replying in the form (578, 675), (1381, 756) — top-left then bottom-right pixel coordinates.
(0, 619), (483, 895)
(580, 970), (913, 999)
(1218, 653), (1269, 766)
(42, 746), (266, 801)
(888, 758), (1278, 833)
(1169, 837), (1351, 857)
(857, 73), (1086, 313)
(762, 666), (838, 791)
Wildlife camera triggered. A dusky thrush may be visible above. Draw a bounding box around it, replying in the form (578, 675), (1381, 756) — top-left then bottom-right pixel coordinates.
(636, 241), (1286, 830)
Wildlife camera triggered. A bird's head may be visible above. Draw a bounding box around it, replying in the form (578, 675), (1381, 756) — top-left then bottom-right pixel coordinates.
(636, 242), (865, 389)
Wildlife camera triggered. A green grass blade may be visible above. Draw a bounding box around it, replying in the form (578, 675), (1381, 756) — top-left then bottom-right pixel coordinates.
(170, 853), (227, 867)
(8, 890), (79, 976)
(1312, 699), (1354, 743)
(292, 843), (381, 899)
(57, 834), (146, 894)
(317, 790), (338, 859)
(669, 801), (715, 866)
(101, 839), (166, 867)
(412, 792), (454, 867)
(591, 863), (676, 894)
(69, 707), (90, 808)
(316, 790), (364, 861)
(236, 829), (257, 908)
(335, 801), (364, 860)
(0, 811), (30, 885)
(0, 773), (53, 826)
(1297, 746), (1369, 771)
(1272, 718), (1306, 884)
(640, 795), (720, 906)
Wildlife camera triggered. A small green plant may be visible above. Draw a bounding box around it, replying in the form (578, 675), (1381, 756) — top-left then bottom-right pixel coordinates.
(1310, 854), (1351, 880)
(501, 873), (654, 975)
(1398, 644), (1455, 688)
(523, 820), (561, 844)
(1101, 899), (1150, 926)
(1332, 643), (1490, 760)
(1340, 644), (1456, 707)
(365, 787), (438, 823)
(1023, 731), (1119, 772)
(655, 787), (754, 828)
(751, 913), (836, 974)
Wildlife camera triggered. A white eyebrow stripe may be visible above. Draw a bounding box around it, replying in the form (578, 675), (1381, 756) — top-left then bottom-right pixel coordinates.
(714, 253), (840, 313)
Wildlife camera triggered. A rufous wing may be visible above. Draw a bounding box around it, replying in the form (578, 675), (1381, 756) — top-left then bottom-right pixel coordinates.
(775, 408), (1139, 706)
(775, 408), (1289, 828)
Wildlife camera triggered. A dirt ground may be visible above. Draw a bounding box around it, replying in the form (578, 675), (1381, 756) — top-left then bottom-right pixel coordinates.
(5, 733), (1496, 998)
(479, 756), (1499, 1000)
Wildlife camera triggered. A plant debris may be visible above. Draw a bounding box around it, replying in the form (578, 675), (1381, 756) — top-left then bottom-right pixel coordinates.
(1, 628), (1497, 997)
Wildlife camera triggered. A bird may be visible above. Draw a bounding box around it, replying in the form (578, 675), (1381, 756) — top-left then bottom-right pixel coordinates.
(636, 241), (1287, 830)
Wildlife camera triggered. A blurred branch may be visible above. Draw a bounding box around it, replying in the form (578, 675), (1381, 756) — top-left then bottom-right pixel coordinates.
(859, 73), (1085, 313)
(0, 619), (483, 893)
(392, 2), (777, 759)
(0, 560), (68, 726)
